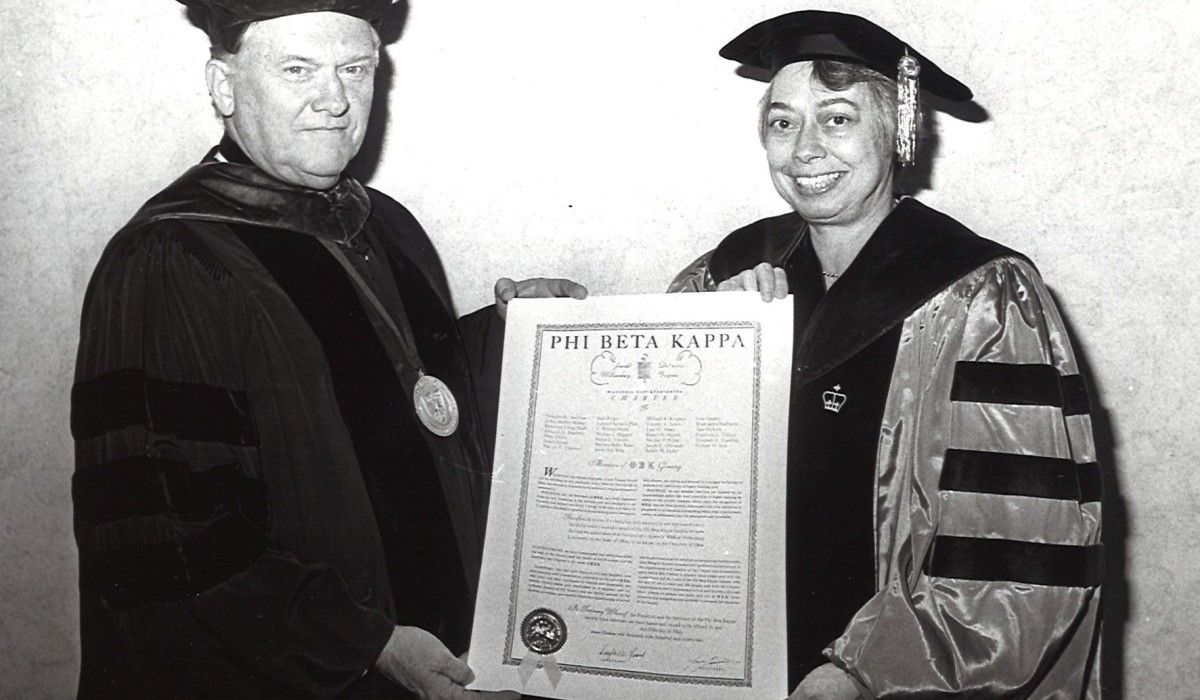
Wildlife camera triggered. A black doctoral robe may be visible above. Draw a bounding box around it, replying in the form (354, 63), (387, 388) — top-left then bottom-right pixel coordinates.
(71, 142), (503, 697)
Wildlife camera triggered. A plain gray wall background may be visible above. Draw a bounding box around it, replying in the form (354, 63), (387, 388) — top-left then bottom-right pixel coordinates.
(2, 0), (1198, 696)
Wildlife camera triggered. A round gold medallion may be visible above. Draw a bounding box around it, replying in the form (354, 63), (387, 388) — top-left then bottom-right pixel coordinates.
(412, 374), (459, 437)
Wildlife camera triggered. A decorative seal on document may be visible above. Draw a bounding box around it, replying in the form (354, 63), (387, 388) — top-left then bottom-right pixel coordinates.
(589, 350), (703, 386)
(520, 608), (567, 654)
(413, 373), (459, 436)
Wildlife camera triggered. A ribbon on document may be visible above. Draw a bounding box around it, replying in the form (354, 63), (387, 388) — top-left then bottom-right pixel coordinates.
(517, 653), (563, 689)
(516, 607), (567, 688)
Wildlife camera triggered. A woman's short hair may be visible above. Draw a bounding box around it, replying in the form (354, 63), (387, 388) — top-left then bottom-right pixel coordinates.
(757, 59), (914, 153)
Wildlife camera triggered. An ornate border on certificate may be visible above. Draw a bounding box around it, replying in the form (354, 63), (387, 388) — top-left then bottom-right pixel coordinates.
(500, 321), (763, 686)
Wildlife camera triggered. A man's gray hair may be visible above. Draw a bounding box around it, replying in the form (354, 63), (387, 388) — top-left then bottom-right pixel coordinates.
(209, 19), (381, 61)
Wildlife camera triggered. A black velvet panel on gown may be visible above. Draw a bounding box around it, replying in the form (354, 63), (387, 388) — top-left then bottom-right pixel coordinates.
(783, 237), (901, 686)
(233, 224), (473, 655)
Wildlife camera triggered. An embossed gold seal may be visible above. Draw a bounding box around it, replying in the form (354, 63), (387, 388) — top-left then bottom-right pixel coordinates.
(520, 608), (567, 654)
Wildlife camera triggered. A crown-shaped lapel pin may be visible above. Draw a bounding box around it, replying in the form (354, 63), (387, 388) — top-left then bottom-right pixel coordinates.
(822, 385), (847, 413)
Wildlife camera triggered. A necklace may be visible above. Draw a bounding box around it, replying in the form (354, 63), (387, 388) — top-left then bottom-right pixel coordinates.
(821, 270), (840, 279)
(319, 240), (460, 437)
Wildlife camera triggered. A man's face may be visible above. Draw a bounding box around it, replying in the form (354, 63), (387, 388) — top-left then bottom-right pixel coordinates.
(763, 62), (894, 227)
(212, 12), (379, 189)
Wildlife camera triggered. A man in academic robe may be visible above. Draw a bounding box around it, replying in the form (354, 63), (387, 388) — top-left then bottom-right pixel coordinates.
(70, 2), (582, 697)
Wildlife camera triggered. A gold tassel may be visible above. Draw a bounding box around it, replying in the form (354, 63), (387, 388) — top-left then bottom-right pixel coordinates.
(896, 50), (921, 167)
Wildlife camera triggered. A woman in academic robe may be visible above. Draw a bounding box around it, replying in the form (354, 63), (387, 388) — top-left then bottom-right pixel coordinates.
(670, 11), (1103, 699)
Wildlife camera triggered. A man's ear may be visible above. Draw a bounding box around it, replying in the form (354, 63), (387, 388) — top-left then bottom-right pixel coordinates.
(206, 58), (236, 118)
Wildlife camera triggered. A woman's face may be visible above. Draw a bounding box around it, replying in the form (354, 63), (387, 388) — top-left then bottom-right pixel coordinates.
(763, 62), (895, 228)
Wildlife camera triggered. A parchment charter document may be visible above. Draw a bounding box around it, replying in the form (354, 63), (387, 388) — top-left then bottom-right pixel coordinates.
(467, 293), (792, 699)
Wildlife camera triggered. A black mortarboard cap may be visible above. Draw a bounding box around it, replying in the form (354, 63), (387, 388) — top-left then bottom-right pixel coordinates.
(177, 0), (395, 52)
(720, 10), (972, 102)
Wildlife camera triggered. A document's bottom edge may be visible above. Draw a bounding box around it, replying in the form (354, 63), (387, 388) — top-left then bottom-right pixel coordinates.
(500, 657), (751, 687)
